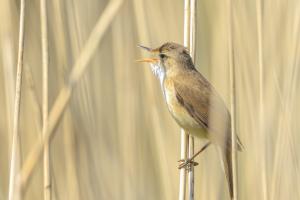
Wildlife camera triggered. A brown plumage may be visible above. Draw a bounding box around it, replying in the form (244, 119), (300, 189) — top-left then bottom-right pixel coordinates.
(138, 42), (243, 199)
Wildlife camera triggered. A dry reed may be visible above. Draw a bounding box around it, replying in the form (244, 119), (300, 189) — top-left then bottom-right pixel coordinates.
(256, 0), (268, 199)
(179, 1), (191, 199)
(227, 0), (238, 199)
(40, 0), (51, 199)
(8, 0), (25, 199)
(188, 0), (197, 200)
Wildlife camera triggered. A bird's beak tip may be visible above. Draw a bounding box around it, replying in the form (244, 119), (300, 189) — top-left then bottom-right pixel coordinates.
(137, 44), (152, 51)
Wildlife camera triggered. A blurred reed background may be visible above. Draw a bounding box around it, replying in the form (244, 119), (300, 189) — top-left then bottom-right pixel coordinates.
(0, 0), (300, 199)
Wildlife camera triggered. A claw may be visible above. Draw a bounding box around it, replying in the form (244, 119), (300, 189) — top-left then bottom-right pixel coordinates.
(178, 159), (198, 169)
(177, 142), (211, 170)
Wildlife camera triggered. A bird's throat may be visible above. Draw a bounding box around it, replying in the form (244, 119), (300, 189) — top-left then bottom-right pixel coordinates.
(150, 63), (166, 91)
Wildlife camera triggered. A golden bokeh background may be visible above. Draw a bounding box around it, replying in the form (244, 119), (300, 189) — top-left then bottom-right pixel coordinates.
(0, 0), (299, 199)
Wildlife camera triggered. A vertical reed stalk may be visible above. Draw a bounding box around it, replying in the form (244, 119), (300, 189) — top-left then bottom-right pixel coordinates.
(188, 0), (196, 199)
(8, 0), (26, 199)
(40, 0), (50, 199)
(187, 138), (194, 200)
(179, 129), (188, 200)
(256, 0), (268, 199)
(179, 1), (191, 199)
(227, 0), (238, 199)
(189, 0), (196, 57)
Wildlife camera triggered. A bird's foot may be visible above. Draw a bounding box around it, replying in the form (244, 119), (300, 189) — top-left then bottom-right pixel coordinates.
(178, 159), (198, 170)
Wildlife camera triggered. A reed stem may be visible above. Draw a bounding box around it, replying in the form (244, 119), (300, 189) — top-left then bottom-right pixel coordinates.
(40, 0), (51, 199)
(227, 0), (238, 199)
(8, 0), (26, 199)
(179, 1), (191, 199)
(256, 0), (268, 199)
(188, 0), (197, 199)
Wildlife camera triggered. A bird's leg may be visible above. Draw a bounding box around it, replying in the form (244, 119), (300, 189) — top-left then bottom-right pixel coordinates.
(178, 142), (211, 169)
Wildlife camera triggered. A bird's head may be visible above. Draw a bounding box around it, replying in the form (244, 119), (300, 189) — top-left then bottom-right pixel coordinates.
(137, 42), (194, 74)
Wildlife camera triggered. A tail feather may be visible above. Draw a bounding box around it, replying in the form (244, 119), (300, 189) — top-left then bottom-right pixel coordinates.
(218, 142), (234, 199)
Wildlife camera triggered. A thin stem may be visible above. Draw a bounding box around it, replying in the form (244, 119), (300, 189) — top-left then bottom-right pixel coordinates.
(40, 0), (50, 199)
(183, 0), (190, 47)
(228, 0), (238, 199)
(179, 1), (191, 199)
(256, 0), (268, 199)
(189, 0), (196, 60)
(188, 0), (197, 199)
(8, 0), (26, 199)
(179, 129), (188, 200)
(188, 138), (194, 200)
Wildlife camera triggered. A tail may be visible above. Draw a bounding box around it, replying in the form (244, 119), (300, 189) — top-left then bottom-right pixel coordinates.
(218, 139), (234, 199)
(218, 134), (244, 199)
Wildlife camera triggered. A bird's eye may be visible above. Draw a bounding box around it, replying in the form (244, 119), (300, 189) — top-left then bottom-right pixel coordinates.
(159, 54), (167, 60)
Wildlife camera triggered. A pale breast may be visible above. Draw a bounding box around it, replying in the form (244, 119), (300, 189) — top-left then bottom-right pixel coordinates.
(163, 79), (207, 138)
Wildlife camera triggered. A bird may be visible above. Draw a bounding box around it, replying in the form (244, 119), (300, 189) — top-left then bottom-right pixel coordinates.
(137, 42), (243, 199)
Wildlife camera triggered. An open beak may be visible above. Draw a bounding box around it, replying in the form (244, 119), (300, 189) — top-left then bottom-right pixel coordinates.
(136, 44), (160, 64)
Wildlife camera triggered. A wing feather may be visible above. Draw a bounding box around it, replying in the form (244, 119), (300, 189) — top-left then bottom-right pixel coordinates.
(173, 70), (230, 136)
